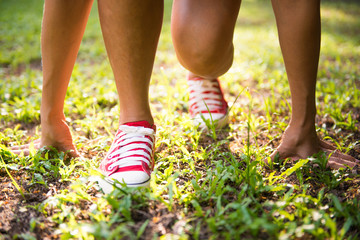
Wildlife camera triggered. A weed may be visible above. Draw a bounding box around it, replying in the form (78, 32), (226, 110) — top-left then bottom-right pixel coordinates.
(0, 150), (26, 199)
(1, 0), (360, 239)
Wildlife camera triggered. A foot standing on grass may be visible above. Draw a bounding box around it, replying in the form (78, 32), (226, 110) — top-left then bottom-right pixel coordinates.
(11, 0), (163, 190)
(171, 0), (359, 169)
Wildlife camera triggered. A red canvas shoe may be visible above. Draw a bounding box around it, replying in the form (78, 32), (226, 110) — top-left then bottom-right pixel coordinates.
(98, 120), (156, 193)
(188, 76), (229, 129)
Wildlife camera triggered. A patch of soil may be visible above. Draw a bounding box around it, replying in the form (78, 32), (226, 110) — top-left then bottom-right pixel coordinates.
(1, 58), (42, 77)
(0, 168), (68, 240)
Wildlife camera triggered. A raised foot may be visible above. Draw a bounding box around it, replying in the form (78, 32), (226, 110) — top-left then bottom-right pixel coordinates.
(187, 76), (229, 129)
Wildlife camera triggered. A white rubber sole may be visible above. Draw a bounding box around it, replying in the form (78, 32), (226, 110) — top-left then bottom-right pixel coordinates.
(92, 176), (150, 194)
(193, 112), (229, 130)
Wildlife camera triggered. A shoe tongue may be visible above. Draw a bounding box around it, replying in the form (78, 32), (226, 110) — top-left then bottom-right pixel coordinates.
(124, 120), (153, 129)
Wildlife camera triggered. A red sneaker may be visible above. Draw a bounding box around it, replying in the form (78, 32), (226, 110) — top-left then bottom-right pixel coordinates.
(188, 76), (228, 129)
(98, 120), (156, 193)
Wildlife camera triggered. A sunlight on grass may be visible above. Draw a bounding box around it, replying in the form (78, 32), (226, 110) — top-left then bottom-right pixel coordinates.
(1, 0), (360, 239)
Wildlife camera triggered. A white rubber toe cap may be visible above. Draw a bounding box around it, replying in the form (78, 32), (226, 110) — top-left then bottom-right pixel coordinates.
(193, 113), (229, 129)
(111, 171), (150, 185)
(97, 171), (150, 194)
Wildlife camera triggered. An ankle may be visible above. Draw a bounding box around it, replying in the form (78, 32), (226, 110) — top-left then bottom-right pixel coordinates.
(188, 72), (218, 80)
(285, 122), (317, 140)
(288, 117), (316, 132)
(119, 115), (154, 126)
(40, 109), (66, 124)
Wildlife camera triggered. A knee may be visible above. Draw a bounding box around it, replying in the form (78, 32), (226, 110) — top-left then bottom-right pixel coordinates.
(172, 25), (234, 77)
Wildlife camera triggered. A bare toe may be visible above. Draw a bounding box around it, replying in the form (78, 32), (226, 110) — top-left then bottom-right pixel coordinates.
(10, 140), (41, 156)
(11, 148), (31, 156)
(320, 143), (359, 164)
(319, 140), (337, 150)
(326, 154), (357, 169)
(10, 139), (41, 151)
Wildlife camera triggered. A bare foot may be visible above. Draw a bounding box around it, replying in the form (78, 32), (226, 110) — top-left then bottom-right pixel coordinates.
(268, 126), (359, 169)
(10, 118), (79, 158)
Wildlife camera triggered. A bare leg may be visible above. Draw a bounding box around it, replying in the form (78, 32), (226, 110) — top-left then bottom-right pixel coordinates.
(12, 0), (94, 157)
(98, 0), (163, 125)
(171, 0), (241, 79)
(270, 0), (358, 169)
(94, 0), (163, 189)
(171, 0), (240, 129)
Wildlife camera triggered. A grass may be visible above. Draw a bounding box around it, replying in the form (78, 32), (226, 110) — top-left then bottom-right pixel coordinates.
(1, 0), (360, 239)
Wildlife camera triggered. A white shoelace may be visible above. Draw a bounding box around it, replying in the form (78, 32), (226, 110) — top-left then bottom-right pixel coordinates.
(188, 78), (223, 114)
(107, 125), (155, 171)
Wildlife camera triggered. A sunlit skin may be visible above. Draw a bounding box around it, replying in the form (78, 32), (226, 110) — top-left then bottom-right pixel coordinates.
(171, 0), (359, 169)
(11, 0), (163, 157)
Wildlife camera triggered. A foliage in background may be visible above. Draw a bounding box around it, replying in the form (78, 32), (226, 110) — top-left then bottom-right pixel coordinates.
(0, 0), (359, 239)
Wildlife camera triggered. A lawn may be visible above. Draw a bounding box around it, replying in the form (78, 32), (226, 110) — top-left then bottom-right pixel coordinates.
(1, 0), (360, 239)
